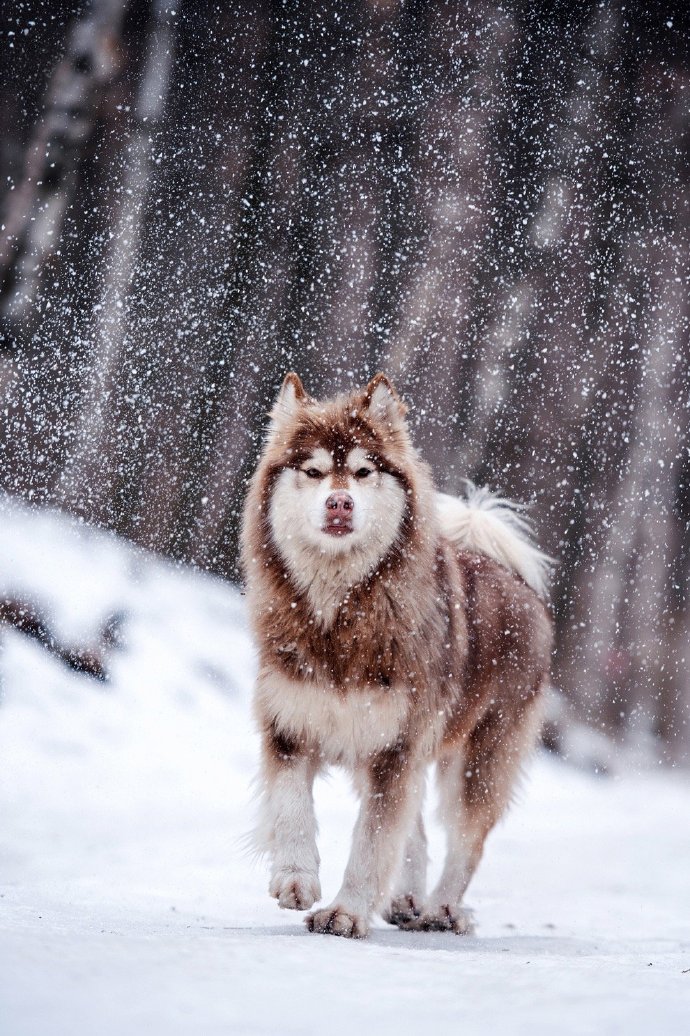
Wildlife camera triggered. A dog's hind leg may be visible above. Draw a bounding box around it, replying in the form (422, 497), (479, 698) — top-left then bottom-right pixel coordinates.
(382, 809), (428, 926)
(401, 699), (543, 934)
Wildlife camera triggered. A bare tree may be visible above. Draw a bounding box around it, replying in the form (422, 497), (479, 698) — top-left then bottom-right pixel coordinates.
(0, 0), (130, 344)
(58, 0), (177, 520)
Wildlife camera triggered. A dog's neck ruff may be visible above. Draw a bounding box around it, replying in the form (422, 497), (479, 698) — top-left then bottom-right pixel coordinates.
(275, 539), (397, 629)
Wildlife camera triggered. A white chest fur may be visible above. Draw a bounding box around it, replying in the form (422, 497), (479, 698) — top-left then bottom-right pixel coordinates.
(256, 670), (410, 765)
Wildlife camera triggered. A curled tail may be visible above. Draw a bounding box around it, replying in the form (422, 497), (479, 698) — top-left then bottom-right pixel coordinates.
(436, 483), (552, 599)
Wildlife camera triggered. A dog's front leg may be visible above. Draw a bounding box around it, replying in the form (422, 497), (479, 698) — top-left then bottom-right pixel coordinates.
(306, 745), (423, 939)
(257, 723), (321, 911)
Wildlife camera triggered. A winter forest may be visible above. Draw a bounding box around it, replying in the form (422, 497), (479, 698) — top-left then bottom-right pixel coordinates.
(3, 0), (690, 761)
(1, 2), (689, 1034)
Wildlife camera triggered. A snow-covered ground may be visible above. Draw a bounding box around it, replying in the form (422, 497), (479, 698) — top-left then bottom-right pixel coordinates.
(1, 496), (689, 1035)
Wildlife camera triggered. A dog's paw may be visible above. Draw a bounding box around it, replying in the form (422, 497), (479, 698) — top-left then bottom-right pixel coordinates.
(305, 904), (369, 939)
(269, 870), (321, 911)
(382, 894), (423, 927)
(397, 903), (475, 935)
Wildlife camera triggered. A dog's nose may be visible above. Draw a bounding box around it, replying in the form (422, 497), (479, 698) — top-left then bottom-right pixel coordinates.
(325, 491), (354, 518)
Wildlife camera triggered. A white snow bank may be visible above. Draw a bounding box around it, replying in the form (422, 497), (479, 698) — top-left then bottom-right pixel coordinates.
(1, 495), (688, 1035)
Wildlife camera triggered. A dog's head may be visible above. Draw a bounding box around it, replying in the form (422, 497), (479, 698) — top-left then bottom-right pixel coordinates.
(257, 373), (422, 577)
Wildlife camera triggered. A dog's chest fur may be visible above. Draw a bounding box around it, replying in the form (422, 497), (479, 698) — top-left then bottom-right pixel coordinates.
(256, 672), (411, 764)
(253, 560), (454, 692)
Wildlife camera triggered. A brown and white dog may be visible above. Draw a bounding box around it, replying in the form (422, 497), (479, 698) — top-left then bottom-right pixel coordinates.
(241, 372), (553, 938)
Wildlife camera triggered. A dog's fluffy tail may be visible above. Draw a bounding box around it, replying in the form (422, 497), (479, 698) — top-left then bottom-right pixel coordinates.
(436, 483), (552, 599)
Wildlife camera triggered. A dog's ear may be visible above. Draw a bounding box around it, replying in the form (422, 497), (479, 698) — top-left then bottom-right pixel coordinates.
(361, 373), (407, 425)
(269, 372), (311, 429)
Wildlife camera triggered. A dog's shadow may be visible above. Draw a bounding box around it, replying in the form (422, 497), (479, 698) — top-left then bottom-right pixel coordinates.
(223, 924), (598, 956)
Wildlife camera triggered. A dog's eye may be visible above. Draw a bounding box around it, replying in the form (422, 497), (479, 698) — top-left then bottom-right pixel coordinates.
(355, 468), (373, 479)
(304, 468), (322, 479)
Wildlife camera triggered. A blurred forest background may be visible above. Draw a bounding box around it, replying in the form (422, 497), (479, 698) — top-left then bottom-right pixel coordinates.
(1, 0), (689, 765)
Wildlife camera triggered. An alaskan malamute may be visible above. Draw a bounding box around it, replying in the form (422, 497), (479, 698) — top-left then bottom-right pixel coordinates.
(242, 373), (552, 938)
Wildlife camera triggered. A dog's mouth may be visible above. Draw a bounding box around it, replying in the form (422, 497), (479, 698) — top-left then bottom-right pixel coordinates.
(322, 519), (354, 537)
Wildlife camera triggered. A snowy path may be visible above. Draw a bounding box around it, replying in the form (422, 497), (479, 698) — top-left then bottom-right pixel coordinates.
(1, 500), (689, 1034)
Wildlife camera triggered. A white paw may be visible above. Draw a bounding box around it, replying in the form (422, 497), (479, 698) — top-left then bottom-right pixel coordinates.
(396, 903), (475, 935)
(306, 903), (369, 939)
(269, 870), (321, 911)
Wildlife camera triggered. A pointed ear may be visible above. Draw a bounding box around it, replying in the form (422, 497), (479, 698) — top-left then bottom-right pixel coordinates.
(361, 373), (407, 425)
(269, 372), (310, 429)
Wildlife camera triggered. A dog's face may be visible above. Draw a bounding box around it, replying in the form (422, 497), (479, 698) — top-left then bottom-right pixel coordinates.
(263, 373), (413, 572)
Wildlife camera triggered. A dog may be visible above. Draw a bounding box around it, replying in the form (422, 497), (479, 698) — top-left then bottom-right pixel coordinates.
(241, 372), (553, 938)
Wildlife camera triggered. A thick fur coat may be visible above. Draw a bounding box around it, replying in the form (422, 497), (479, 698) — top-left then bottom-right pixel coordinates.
(241, 373), (553, 938)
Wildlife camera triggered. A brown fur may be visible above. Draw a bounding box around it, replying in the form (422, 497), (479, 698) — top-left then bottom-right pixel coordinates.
(242, 373), (553, 938)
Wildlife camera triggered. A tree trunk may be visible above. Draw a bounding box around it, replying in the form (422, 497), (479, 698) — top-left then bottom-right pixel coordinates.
(0, 0), (130, 346)
(58, 0), (177, 523)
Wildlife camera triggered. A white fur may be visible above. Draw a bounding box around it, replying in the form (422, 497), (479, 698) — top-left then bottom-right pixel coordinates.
(304, 446), (335, 473)
(386, 810), (428, 918)
(260, 754), (321, 910)
(269, 450), (407, 626)
(269, 375), (305, 431)
(308, 757), (426, 938)
(255, 671), (411, 767)
(366, 379), (401, 426)
(436, 483), (552, 598)
(346, 446), (374, 473)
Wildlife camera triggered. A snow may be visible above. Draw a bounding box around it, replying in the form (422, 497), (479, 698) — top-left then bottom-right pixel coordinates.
(1, 497), (689, 1035)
